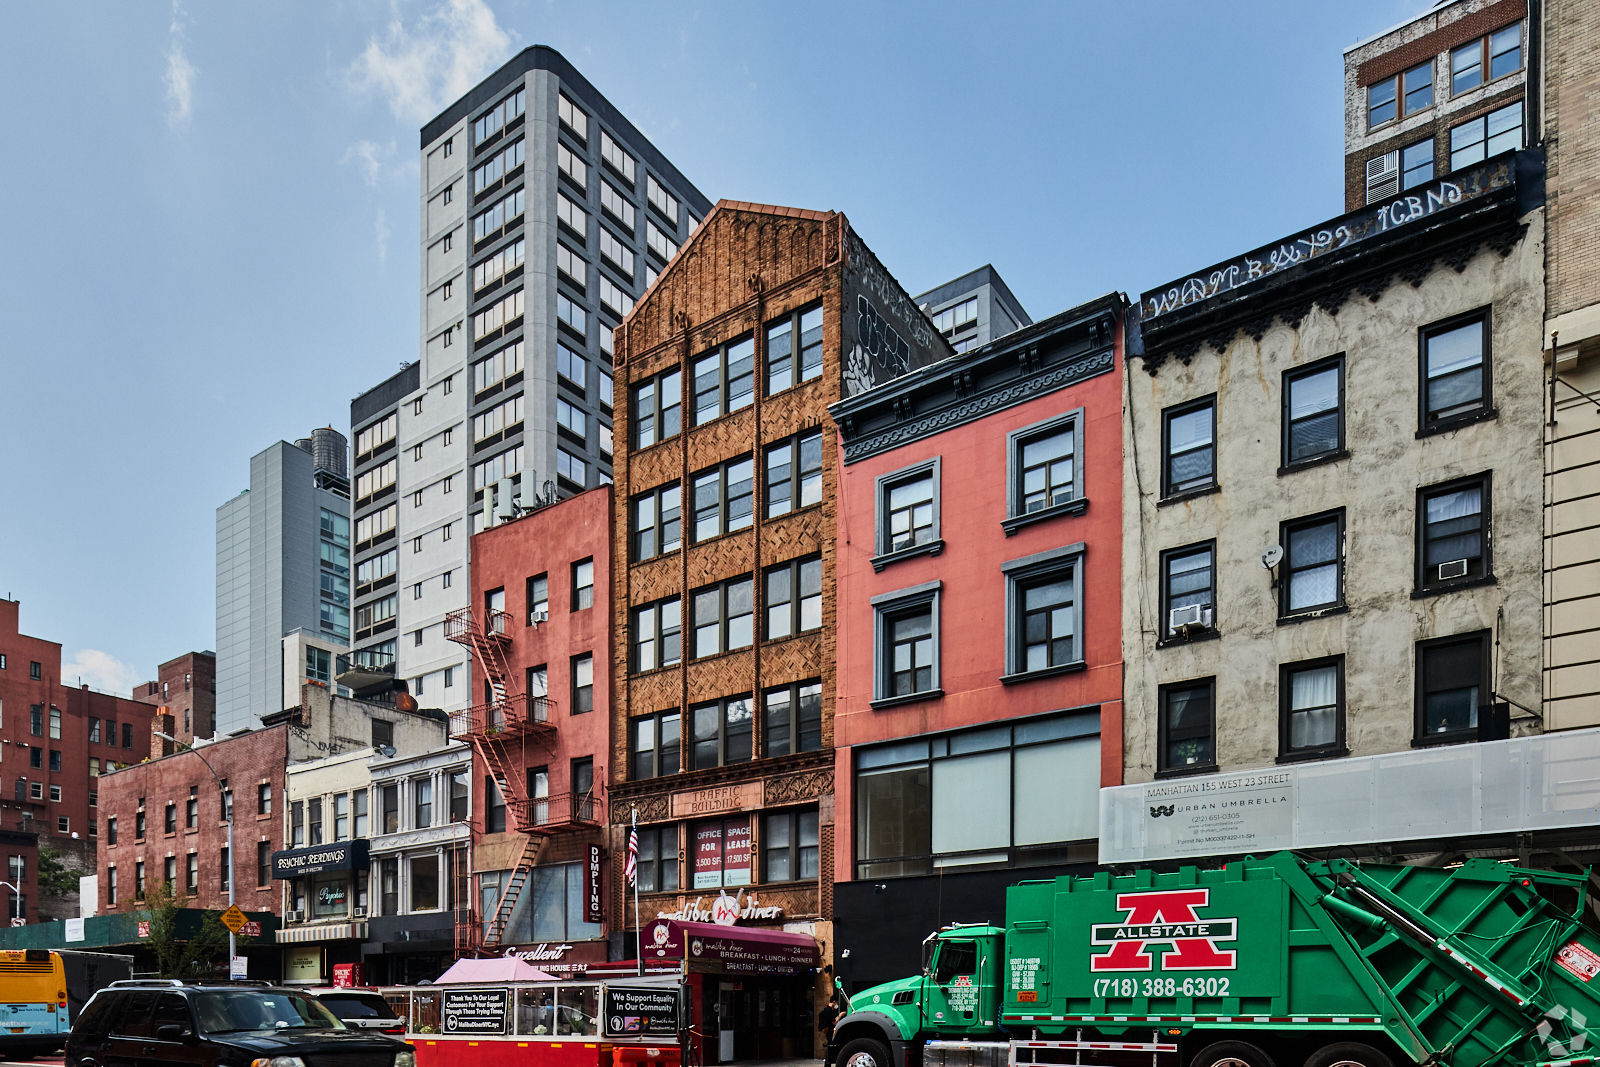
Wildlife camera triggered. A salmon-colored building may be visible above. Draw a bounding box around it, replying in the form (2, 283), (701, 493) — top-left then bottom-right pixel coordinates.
(828, 292), (1127, 990)
(455, 486), (612, 974)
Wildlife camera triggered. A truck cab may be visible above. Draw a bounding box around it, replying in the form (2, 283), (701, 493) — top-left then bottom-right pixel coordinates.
(830, 924), (1005, 1067)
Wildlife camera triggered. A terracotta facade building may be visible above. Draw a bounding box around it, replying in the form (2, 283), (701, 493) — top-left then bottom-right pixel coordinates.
(608, 202), (948, 1060)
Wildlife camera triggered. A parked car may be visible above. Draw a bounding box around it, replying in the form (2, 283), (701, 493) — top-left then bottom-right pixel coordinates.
(313, 989), (406, 1035)
(67, 979), (414, 1067)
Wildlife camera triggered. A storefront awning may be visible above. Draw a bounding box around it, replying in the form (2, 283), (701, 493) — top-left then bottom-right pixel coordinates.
(641, 919), (819, 976)
(277, 921), (368, 943)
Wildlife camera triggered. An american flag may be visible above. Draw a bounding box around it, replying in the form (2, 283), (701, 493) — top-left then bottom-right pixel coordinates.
(624, 826), (639, 885)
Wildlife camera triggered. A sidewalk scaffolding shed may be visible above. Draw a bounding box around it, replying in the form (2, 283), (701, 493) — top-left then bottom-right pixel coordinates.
(379, 974), (684, 1067)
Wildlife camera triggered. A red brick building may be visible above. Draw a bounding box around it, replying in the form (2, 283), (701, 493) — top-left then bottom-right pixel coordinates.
(609, 202), (951, 1061)
(0, 598), (156, 921)
(828, 293), (1128, 991)
(97, 722), (289, 974)
(455, 486), (613, 971)
(133, 651), (217, 743)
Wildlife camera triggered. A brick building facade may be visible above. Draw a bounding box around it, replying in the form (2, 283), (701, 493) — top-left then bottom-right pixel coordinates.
(133, 651), (217, 743)
(608, 201), (949, 1061)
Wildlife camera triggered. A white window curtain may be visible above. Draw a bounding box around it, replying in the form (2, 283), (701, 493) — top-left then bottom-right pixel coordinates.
(1290, 666), (1339, 748)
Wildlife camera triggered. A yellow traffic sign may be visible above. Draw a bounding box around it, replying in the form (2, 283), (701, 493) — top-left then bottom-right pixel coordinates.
(219, 906), (248, 933)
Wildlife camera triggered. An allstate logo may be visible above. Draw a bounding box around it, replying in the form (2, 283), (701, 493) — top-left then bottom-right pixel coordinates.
(1149, 805), (1176, 818)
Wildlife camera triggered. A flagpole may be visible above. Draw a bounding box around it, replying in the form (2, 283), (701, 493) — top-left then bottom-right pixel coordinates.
(632, 804), (642, 977)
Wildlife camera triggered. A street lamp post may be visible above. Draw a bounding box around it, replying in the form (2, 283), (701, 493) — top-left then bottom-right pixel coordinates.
(0, 879), (21, 927)
(154, 733), (235, 965)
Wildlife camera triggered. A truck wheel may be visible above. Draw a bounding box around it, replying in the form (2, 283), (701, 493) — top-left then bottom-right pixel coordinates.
(1190, 1041), (1276, 1067)
(1305, 1043), (1394, 1067)
(838, 1037), (893, 1067)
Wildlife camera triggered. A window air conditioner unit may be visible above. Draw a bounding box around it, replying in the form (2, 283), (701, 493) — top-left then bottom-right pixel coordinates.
(1366, 151), (1400, 204)
(1437, 559), (1469, 581)
(1168, 605), (1212, 634)
(353, 906), (367, 918)
(532, 609), (548, 624)
(285, 910), (302, 923)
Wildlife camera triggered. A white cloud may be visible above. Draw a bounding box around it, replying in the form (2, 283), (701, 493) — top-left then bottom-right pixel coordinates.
(343, 139), (394, 186)
(64, 650), (144, 696)
(164, 1), (195, 126)
(349, 0), (515, 123)
(375, 208), (391, 267)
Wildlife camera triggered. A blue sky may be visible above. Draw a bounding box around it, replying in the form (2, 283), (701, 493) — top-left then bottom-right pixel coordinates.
(0, 0), (1428, 691)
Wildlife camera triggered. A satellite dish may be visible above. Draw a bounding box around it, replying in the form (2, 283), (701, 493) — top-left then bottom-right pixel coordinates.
(1262, 544), (1285, 569)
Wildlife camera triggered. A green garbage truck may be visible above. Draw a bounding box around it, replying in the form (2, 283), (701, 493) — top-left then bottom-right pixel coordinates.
(827, 852), (1600, 1067)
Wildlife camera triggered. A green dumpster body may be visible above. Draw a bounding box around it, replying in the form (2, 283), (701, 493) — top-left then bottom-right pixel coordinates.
(998, 852), (1600, 1067)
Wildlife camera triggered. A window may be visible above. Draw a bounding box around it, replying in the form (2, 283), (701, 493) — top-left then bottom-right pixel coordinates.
(355, 595), (398, 634)
(1450, 101), (1524, 170)
(474, 238), (526, 292)
(600, 130), (636, 180)
(526, 573), (549, 624)
(599, 276), (633, 317)
(485, 777), (506, 834)
(309, 797), (323, 844)
(872, 581), (941, 704)
(931, 297), (978, 339)
(472, 137), (524, 194)
(186, 853), (198, 894)
(646, 173), (678, 222)
(1421, 311), (1491, 428)
(91, 758), (100, 778)
(689, 819), (753, 888)
(414, 779), (433, 829)
(693, 337), (756, 424)
(557, 193), (588, 239)
(1157, 680), (1215, 775)
(855, 711), (1099, 878)
(449, 773), (467, 823)
(29, 705), (40, 736)
(764, 681), (822, 757)
(134, 861), (144, 900)
(472, 445), (522, 491)
(472, 188), (525, 244)
(1452, 22), (1521, 96)
(474, 87), (526, 145)
(633, 369), (682, 448)
(1416, 631), (1491, 742)
(556, 293), (586, 337)
(600, 424), (613, 459)
(473, 340), (524, 396)
(474, 288), (525, 341)
(1282, 356), (1344, 467)
(472, 395), (525, 444)
(571, 654), (594, 713)
(164, 856), (177, 888)
(557, 93), (588, 141)
(355, 503), (396, 545)
(1368, 61), (1433, 128)
(1005, 411), (1082, 530)
(874, 459), (940, 563)
(765, 431), (823, 517)
(48, 749), (60, 773)
(692, 577), (754, 658)
(136, 806), (145, 840)
(49, 784), (61, 802)
(632, 598), (682, 671)
(257, 841), (271, 886)
(258, 783), (271, 815)
(1402, 139), (1435, 190)
(572, 560), (594, 611)
(556, 397), (587, 442)
(1281, 658), (1345, 759)
(601, 180), (636, 230)
(381, 783), (399, 834)
(1160, 542), (1216, 640)
(766, 304), (824, 393)
(1418, 473), (1491, 591)
(691, 697), (754, 769)
(445, 666), (456, 687)
(692, 458), (755, 541)
(108, 817), (117, 845)
(29, 662), (41, 681)
(1004, 547), (1085, 678)
(557, 142), (587, 187)
(633, 826), (677, 891)
(600, 228), (634, 276)
(411, 856), (439, 910)
(356, 549), (398, 588)
(1162, 397), (1216, 496)
(556, 242), (585, 288)
(165, 802), (177, 834)
(89, 718), (100, 744)
(354, 413), (396, 458)
(442, 570), (453, 588)
(762, 809), (819, 883)
(631, 711), (681, 780)
(765, 555), (822, 640)
(1281, 511), (1344, 616)
(333, 793), (349, 840)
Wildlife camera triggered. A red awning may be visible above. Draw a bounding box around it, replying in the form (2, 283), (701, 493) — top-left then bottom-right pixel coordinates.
(641, 919), (820, 975)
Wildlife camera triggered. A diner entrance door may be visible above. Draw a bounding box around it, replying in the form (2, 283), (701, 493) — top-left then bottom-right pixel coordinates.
(718, 982), (735, 1062)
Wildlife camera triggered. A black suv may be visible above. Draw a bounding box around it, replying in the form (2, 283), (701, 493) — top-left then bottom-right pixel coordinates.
(66, 980), (415, 1067)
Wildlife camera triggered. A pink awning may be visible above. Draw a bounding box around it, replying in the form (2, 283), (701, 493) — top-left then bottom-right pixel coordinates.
(641, 919), (819, 975)
(433, 956), (559, 983)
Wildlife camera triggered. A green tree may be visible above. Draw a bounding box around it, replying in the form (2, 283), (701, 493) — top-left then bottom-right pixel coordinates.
(36, 846), (79, 898)
(128, 882), (249, 978)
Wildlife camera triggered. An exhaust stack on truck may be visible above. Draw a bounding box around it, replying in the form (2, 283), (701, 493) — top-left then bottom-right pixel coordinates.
(828, 852), (1600, 1067)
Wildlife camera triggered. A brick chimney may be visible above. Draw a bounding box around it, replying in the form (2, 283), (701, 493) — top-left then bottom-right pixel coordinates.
(151, 709), (176, 759)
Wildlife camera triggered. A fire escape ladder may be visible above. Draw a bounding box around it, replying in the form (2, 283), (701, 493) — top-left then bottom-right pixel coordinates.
(444, 607), (513, 718)
(482, 832), (544, 951)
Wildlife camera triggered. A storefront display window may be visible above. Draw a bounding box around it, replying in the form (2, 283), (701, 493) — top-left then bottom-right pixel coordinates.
(313, 874), (349, 918)
(693, 818), (751, 889)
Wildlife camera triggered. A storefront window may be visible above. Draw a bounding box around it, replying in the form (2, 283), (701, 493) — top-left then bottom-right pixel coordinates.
(313, 874), (349, 918)
(693, 818), (751, 889)
(516, 986), (554, 1035)
(557, 986), (598, 1036)
(380, 858), (399, 916)
(410, 856), (438, 911)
